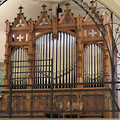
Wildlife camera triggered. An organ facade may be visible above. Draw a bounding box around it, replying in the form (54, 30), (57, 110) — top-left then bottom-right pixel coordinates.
(1, 2), (118, 118)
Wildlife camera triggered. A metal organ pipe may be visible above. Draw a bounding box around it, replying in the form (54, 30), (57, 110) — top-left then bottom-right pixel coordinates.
(11, 48), (28, 89)
(35, 32), (76, 89)
(84, 43), (104, 87)
(11, 33), (77, 89)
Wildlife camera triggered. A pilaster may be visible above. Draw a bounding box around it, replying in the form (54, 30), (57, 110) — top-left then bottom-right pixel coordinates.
(27, 18), (34, 89)
(104, 31), (110, 87)
(76, 15), (84, 88)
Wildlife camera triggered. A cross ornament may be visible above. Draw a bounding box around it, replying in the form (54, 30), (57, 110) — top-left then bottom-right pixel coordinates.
(16, 19), (25, 27)
(17, 34), (24, 41)
(40, 17), (48, 25)
(89, 29), (97, 37)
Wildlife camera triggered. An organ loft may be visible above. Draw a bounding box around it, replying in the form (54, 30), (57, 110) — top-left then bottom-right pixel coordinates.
(1, 1), (118, 118)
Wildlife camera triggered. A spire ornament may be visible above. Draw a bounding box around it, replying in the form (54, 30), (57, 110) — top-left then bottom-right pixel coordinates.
(42, 4), (47, 13)
(18, 5), (23, 14)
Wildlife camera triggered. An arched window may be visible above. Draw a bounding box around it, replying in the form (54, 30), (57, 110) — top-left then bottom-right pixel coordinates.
(11, 48), (28, 89)
(35, 32), (76, 88)
(84, 43), (104, 87)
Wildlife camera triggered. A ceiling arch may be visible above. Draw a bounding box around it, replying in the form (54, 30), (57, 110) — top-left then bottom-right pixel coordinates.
(97, 0), (120, 19)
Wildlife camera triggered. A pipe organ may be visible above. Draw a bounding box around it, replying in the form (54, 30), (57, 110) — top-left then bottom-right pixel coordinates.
(2, 2), (118, 118)
(4, 3), (112, 90)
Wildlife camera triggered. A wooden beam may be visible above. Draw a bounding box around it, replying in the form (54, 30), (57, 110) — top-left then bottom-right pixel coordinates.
(10, 42), (29, 46)
(11, 26), (29, 31)
(82, 37), (103, 43)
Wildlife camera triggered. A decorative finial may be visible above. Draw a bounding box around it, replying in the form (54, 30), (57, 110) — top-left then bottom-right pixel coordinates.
(65, 3), (70, 6)
(90, 0), (95, 8)
(65, 3), (70, 11)
(42, 4), (47, 12)
(18, 5), (23, 13)
(42, 4), (47, 8)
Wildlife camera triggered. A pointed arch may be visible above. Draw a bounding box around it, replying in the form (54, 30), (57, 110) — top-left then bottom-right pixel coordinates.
(11, 7), (28, 28)
(59, 4), (75, 24)
(35, 5), (51, 26)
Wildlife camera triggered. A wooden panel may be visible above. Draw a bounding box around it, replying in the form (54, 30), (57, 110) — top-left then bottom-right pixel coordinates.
(82, 95), (104, 114)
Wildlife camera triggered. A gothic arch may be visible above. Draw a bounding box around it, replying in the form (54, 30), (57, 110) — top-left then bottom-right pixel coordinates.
(11, 47), (28, 57)
(84, 42), (104, 50)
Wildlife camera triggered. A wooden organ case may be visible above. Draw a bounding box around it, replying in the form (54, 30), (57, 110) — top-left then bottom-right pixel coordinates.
(2, 2), (118, 118)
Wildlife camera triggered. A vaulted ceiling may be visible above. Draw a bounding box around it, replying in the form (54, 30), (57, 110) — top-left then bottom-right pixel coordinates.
(98, 0), (120, 19)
